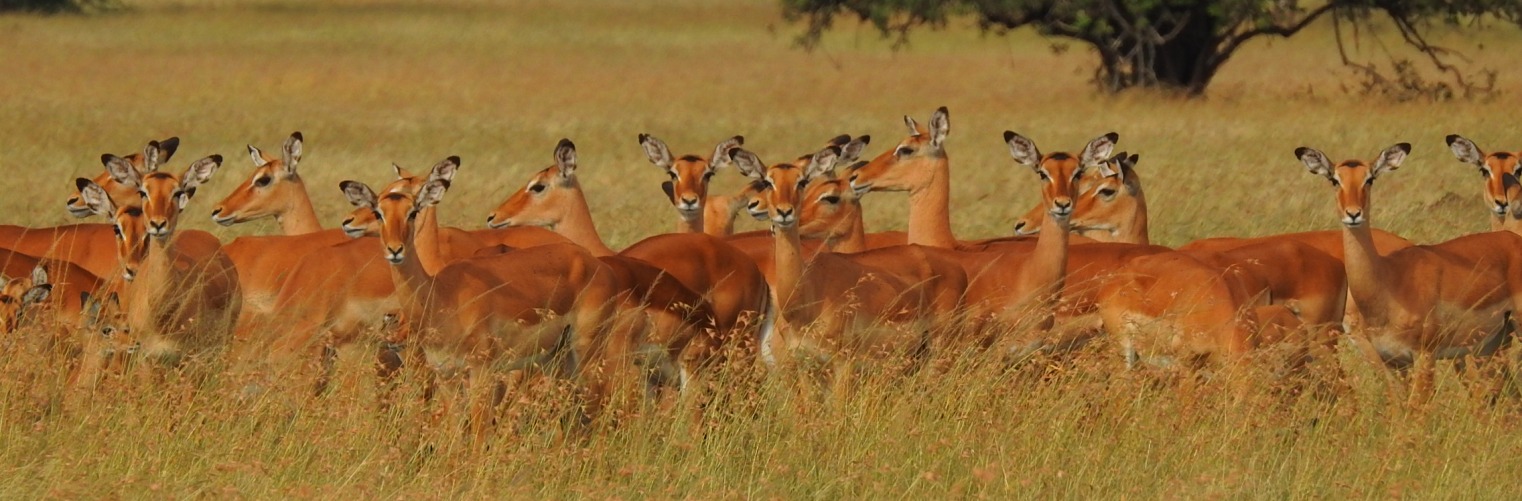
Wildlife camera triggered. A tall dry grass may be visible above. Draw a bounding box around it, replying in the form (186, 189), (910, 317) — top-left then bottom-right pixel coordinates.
(3, 0), (1522, 497)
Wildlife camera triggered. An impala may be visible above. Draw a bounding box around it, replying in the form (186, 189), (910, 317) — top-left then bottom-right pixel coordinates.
(76, 151), (241, 367)
(71, 291), (135, 389)
(486, 139), (772, 373)
(637, 134), (744, 235)
(7, 140), (181, 280)
(0, 252), (105, 335)
(348, 158), (632, 437)
(728, 145), (966, 387)
(65, 137), (179, 218)
(208, 132), (355, 326)
(1445, 134), (1522, 233)
(0, 265), (52, 334)
(1297, 142), (1522, 407)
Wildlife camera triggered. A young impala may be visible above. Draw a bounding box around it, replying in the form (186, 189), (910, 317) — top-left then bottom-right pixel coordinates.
(1297, 142), (1522, 407)
(1445, 134), (1522, 233)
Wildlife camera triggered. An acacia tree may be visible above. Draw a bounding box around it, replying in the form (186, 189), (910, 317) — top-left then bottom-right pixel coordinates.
(782, 0), (1522, 97)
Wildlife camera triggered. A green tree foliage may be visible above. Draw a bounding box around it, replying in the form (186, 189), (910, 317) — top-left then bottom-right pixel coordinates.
(0, 0), (114, 14)
(782, 0), (1522, 97)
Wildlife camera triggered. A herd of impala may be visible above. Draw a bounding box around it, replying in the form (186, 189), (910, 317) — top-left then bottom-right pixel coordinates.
(5, 106), (1521, 431)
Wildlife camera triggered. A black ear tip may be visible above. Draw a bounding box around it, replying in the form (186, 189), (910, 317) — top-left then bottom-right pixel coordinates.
(291, 131), (303, 141)
(447, 155), (462, 165)
(209, 154), (224, 164)
(75, 177), (92, 191)
(1397, 143), (1412, 153)
(1003, 130), (1017, 142)
(1293, 147), (1311, 157)
(1444, 134), (1460, 145)
(828, 134), (851, 146)
(147, 140), (160, 149)
(637, 133), (649, 143)
(1105, 132), (1120, 142)
(857, 135), (871, 145)
(338, 180), (358, 191)
(162, 136), (180, 145)
(556, 138), (575, 150)
(99, 154), (113, 165)
(732, 135), (744, 144)
(936, 106), (949, 114)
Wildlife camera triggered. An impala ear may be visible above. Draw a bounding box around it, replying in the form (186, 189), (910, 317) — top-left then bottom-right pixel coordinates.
(142, 140), (164, 172)
(282, 131), (304, 177)
(1373, 143), (1411, 178)
(393, 163), (415, 180)
(660, 180), (676, 203)
(553, 139), (577, 180)
(416, 179), (450, 209)
(156, 137), (180, 165)
(839, 135), (870, 165)
(29, 264), (48, 288)
(1003, 131), (1041, 167)
(903, 115), (922, 136)
(426, 155), (460, 184)
(247, 144), (269, 167)
(339, 180), (378, 209)
(1295, 146), (1335, 180)
(709, 135), (743, 172)
(76, 178), (117, 217)
(807, 146), (840, 180)
(22, 284), (50, 306)
(1097, 152), (1124, 178)
(928, 106), (950, 150)
(728, 148), (766, 179)
(178, 155), (223, 209)
(1080, 132), (1119, 168)
(1446, 134), (1483, 166)
(101, 154), (141, 188)
(638, 133), (674, 169)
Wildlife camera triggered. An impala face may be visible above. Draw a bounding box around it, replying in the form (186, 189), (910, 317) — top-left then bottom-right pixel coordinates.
(640, 134), (742, 220)
(343, 156), (458, 265)
(340, 165), (434, 237)
(847, 106), (949, 196)
(730, 146), (837, 228)
(487, 139), (579, 229)
(0, 274), (51, 333)
(80, 292), (135, 357)
(796, 177), (855, 240)
(77, 178), (151, 281)
(1012, 153), (1140, 236)
(1297, 143), (1411, 228)
(211, 132), (304, 226)
(67, 138), (177, 218)
(1446, 134), (1522, 217)
(1004, 131), (1119, 222)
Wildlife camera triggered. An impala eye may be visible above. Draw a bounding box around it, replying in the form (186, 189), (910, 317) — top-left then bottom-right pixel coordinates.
(528, 184), (546, 194)
(1037, 171), (1050, 181)
(702, 171), (715, 181)
(371, 210), (382, 220)
(896, 146), (915, 156)
(1365, 178), (1374, 186)
(1329, 179), (1340, 187)
(1097, 188), (1118, 199)
(255, 176), (273, 187)
(667, 171), (677, 180)
(820, 195), (841, 205)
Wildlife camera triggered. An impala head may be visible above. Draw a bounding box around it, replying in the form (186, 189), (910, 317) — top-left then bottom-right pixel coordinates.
(339, 163), (439, 237)
(211, 132), (305, 226)
(797, 136), (871, 239)
(847, 106), (949, 195)
(1011, 151), (1139, 236)
(0, 265), (53, 333)
(80, 291), (135, 356)
(342, 156), (458, 265)
(487, 139), (580, 229)
(640, 134), (743, 219)
(1297, 143), (1411, 227)
(1004, 131), (1118, 222)
(100, 149), (222, 240)
(67, 137), (177, 218)
(76, 178), (148, 281)
(1445, 134), (1522, 218)
(730, 146), (837, 227)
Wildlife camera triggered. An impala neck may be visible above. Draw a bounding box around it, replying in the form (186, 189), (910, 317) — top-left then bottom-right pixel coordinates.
(392, 213), (436, 319)
(702, 194), (743, 237)
(414, 206), (449, 275)
(1019, 211), (1070, 307)
(1342, 223), (1391, 321)
(907, 157), (958, 249)
(677, 210), (704, 234)
(771, 223), (806, 313)
(825, 203), (868, 254)
(276, 179), (324, 235)
(125, 234), (178, 334)
(555, 184), (617, 257)
(1122, 189), (1151, 245)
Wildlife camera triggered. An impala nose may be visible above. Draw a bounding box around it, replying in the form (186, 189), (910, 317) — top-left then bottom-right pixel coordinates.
(385, 246), (405, 264)
(678, 197), (700, 211)
(773, 207), (795, 225)
(1051, 198), (1073, 217)
(1494, 199), (1508, 215)
(147, 220), (170, 237)
(1342, 209), (1365, 226)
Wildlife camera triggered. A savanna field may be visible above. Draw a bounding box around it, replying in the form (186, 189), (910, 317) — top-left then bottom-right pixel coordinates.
(4, 0), (1522, 497)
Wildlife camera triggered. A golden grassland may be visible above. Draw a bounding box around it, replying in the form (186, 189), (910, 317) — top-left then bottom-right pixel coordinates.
(3, 0), (1522, 497)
